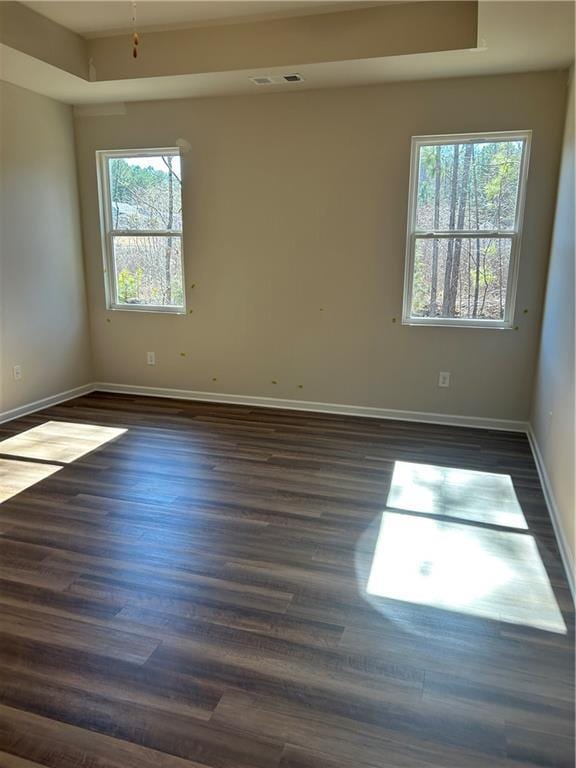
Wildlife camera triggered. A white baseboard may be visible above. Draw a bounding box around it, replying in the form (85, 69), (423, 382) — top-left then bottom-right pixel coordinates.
(94, 381), (528, 432)
(0, 384), (94, 425)
(527, 426), (575, 599)
(0, 379), (529, 432)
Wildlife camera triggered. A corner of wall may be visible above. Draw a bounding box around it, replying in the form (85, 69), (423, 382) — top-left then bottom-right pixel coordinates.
(528, 63), (575, 596)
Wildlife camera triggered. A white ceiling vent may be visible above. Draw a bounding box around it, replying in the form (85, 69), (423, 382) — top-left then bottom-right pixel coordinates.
(250, 76), (275, 85)
(249, 73), (305, 86)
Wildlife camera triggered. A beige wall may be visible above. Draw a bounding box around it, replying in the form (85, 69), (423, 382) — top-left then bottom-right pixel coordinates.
(530, 69), (575, 574)
(0, 2), (89, 80)
(0, 2), (476, 87)
(75, 71), (567, 421)
(88, 2), (476, 82)
(0, 81), (92, 414)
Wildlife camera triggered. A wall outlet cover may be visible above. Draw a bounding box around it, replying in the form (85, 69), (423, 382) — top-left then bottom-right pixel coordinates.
(438, 371), (451, 388)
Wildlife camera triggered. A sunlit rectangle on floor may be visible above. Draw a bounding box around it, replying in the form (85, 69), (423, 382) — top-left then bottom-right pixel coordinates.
(0, 421), (127, 464)
(367, 512), (566, 634)
(0, 458), (62, 504)
(386, 461), (527, 529)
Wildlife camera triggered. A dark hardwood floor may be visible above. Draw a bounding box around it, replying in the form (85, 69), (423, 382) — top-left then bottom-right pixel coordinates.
(0, 392), (573, 768)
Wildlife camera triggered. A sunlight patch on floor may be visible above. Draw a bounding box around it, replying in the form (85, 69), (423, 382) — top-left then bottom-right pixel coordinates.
(367, 511), (566, 634)
(0, 458), (62, 504)
(387, 461), (527, 529)
(0, 421), (127, 464)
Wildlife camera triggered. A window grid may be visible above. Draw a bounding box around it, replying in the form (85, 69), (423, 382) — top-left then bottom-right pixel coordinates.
(97, 148), (186, 314)
(402, 131), (531, 329)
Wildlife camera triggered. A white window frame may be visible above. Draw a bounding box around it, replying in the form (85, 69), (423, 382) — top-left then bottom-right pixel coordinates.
(402, 130), (532, 329)
(96, 147), (186, 314)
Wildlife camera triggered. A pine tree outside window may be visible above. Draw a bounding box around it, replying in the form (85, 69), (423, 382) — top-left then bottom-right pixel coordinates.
(403, 131), (531, 328)
(97, 148), (185, 313)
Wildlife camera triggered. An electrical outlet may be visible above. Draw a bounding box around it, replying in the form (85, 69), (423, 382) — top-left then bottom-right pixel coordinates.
(13, 365), (22, 381)
(146, 352), (156, 365)
(438, 371), (451, 388)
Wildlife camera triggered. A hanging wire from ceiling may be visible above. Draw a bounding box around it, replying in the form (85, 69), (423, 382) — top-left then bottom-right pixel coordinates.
(131, 1), (139, 59)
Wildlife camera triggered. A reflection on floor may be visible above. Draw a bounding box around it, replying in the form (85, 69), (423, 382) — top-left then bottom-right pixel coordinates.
(368, 462), (566, 634)
(0, 458), (61, 504)
(387, 461), (527, 528)
(0, 421), (127, 464)
(0, 421), (128, 506)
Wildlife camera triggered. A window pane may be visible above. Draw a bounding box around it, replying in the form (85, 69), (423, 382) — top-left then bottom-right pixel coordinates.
(112, 235), (184, 308)
(415, 140), (524, 232)
(108, 155), (182, 231)
(410, 237), (512, 320)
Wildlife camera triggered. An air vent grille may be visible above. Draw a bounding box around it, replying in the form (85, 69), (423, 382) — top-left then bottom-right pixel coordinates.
(249, 73), (305, 86)
(250, 76), (274, 85)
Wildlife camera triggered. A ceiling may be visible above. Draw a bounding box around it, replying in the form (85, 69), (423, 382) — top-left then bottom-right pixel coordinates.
(2, 1), (574, 105)
(22, 1), (383, 36)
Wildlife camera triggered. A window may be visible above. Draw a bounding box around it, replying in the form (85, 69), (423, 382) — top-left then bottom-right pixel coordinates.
(97, 148), (185, 313)
(403, 131), (531, 328)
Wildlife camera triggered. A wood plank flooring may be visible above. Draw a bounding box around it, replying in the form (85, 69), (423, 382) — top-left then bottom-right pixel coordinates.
(0, 392), (573, 768)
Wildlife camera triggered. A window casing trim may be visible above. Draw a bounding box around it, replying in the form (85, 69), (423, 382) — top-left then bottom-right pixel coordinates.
(96, 147), (186, 315)
(402, 130), (532, 329)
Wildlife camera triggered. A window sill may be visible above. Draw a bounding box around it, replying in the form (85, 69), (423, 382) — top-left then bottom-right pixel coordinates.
(402, 318), (514, 330)
(108, 305), (187, 315)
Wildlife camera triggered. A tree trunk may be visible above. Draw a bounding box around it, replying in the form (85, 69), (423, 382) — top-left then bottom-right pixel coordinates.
(164, 156), (174, 304)
(497, 182), (504, 317)
(480, 248), (488, 315)
(472, 147), (481, 317)
(447, 143), (473, 316)
(430, 145), (441, 315)
(112, 162), (121, 228)
(442, 145), (459, 315)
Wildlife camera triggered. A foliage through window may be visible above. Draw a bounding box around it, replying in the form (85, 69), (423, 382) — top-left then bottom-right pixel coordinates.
(403, 132), (530, 327)
(97, 149), (185, 312)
